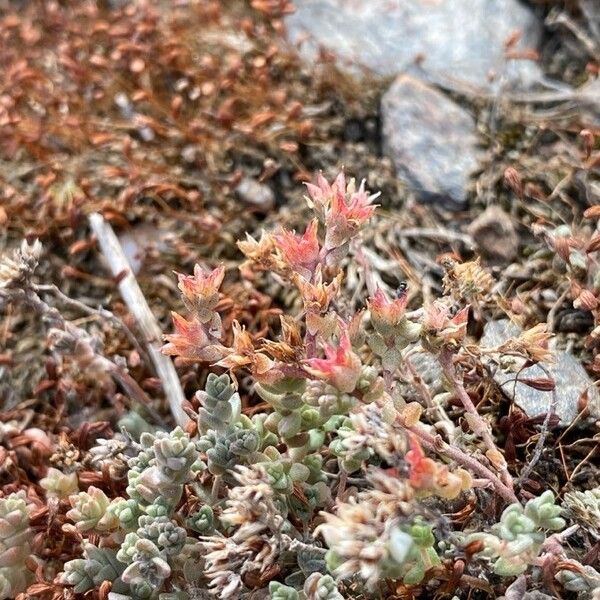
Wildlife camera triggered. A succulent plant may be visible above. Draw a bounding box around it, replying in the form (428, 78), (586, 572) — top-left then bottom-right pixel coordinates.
(468, 491), (565, 576)
(51, 171), (591, 600)
(137, 515), (187, 556)
(187, 505), (214, 534)
(198, 427), (260, 476)
(109, 498), (144, 531)
(39, 467), (78, 499)
(60, 543), (124, 594)
(269, 581), (300, 600)
(0, 492), (33, 599)
(121, 538), (171, 593)
(196, 373), (241, 433)
(67, 486), (118, 532)
(130, 428), (199, 505)
(555, 563), (600, 596)
(62, 429), (198, 598)
(328, 418), (372, 473)
(303, 573), (344, 600)
(302, 380), (356, 420)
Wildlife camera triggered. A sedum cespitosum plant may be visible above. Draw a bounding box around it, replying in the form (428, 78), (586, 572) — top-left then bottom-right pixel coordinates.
(0, 492), (35, 599)
(467, 490), (565, 576)
(58, 173), (579, 599)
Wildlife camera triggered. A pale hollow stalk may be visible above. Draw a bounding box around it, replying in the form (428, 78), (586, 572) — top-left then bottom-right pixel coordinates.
(89, 213), (189, 428)
(438, 349), (514, 490)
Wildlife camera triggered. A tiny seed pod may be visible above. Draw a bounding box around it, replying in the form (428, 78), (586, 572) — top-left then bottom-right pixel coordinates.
(401, 402), (423, 428)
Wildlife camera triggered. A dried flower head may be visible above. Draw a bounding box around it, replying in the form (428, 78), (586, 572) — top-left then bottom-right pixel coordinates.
(238, 231), (278, 272)
(421, 302), (469, 351)
(442, 257), (493, 303)
(497, 323), (553, 364)
(0, 240), (42, 290)
(216, 321), (275, 382)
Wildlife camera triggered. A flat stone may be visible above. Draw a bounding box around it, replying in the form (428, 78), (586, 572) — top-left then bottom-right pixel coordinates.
(381, 75), (480, 209)
(467, 206), (519, 262)
(235, 178), (275, 212)
(481, 319), (600, 425)
(406, 351), (443, 391)
(286, 0), (542, 89)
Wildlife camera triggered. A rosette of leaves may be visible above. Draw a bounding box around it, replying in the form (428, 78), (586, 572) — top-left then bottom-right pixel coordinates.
(131, 427), (200, 505)
(259, 450), (309, 495)
(137, 515), (187, 556)
(303, 573), (344, 600)
(269, 574), (343, 600)
(302, 367), (382, 421)
(195, 373), (241, 434)
(0, 492), (33, 599)
(256, 379), (312, 448)
(39, 467), (79, 499)
(302, 380), (356, 420)
(60, 543), (126, 595)
(389, 519), (441, 585)
(67, 486), (119, 532)
(109, 498), (144, 531)
(248, 413), (280, 446)
(269, 581), (300, 600)
(555, 563), (600, 597)
(326, 417), (372, 473)
(196, 425), (261, 476)
(467, 491), (565, 576)
(186, 505), (214, 534)
(121, 539), (172, 598)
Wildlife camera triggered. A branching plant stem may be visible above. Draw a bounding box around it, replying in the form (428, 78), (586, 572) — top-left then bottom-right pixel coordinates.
(402, 417), (519, 504)
(438, 348), (514, 491)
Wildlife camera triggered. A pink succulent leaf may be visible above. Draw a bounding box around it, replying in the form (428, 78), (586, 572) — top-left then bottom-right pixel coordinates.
(275, 219), (320, 275)
(368, 288), (408, 326)
(176, 265), (224, 302)
(304, 325), (362, 393)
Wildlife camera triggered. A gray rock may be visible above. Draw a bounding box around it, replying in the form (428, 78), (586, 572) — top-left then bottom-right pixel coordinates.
(235, 178), (275, 212)
(381, 75), (480, 209)
(405, 351), (443, 391)
(481, 319), (600, 425)
(467, 206), (519, 261)
(286, 0), (542, 89)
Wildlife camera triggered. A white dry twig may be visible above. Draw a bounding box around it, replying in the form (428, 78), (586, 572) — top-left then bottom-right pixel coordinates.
(89, 213), (190, 428)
